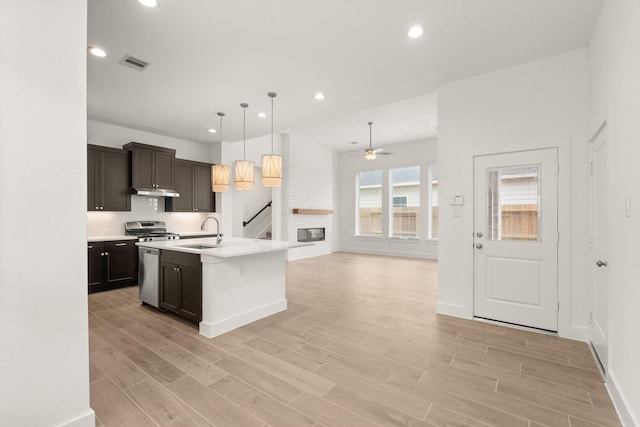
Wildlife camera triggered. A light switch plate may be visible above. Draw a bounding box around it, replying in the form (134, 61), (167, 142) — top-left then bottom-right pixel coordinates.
(450, 194), (464, 205)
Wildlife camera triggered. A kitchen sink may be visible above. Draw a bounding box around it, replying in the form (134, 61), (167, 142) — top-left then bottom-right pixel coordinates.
(177, 243), (224, 250)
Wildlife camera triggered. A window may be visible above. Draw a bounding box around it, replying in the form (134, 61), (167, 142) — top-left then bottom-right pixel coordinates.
(429, 165), (439, 239)
(392, 196), (408, 207)
(390, 166), (420, 238)
(356, 170), (383, 237)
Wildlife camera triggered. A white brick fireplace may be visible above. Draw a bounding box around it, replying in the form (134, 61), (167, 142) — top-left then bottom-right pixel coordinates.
(281, 134), (334, 261)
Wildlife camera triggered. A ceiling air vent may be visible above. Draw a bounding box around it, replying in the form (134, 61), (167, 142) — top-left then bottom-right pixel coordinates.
(118, 54), (150, 71)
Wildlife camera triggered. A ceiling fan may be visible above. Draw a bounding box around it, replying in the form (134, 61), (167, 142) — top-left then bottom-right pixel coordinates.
(362, 121), (390, 160)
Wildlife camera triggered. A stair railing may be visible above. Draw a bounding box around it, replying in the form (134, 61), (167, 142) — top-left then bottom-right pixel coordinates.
(243, 201), (272, 227)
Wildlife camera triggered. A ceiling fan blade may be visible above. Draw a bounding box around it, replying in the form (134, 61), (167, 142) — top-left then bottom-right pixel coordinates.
(373, 148), (385, 154)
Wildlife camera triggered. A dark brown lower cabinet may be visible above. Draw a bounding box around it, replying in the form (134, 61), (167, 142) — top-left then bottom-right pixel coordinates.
(88, 240), (137, 293)
(159, 250), (202, 323)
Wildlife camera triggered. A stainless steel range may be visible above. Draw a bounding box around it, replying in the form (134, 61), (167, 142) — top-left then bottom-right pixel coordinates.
(125, 220), (180, 242)
(125, 221), (179, 308)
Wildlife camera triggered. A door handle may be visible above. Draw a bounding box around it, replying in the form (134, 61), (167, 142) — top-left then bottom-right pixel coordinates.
(475, 243), (483, 249)
(596, 260), (608, 267)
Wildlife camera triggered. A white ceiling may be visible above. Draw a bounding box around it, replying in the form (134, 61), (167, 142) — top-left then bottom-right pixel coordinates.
(87, 0), (602, 152)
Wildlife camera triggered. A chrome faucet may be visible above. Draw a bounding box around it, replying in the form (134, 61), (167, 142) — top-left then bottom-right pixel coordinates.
(200, 216), (222, 245)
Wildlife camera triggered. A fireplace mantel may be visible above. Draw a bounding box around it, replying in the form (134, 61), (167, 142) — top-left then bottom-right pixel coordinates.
(292, 208), (333, 215)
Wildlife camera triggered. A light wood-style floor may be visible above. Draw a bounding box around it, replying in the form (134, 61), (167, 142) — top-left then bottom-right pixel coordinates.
(89, 252), (621, 426)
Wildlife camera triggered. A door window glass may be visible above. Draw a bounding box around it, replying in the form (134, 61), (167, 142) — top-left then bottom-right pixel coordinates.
(487, 166), (540, 241)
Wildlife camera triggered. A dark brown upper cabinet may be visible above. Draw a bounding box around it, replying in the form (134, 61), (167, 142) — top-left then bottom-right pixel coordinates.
(165, 159), (215, 212)
(124, 142), (176, 191)
(87, 144), (131, 211)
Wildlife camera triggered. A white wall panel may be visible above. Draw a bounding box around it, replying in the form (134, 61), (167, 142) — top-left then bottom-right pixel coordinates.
(0, 1), (94, 425)
(589, 0), (640, 423)
(437, 49), (589, 339)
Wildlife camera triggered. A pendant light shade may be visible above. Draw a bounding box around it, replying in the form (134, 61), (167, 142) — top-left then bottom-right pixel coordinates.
(262, 154), (282, 187)
(211, 112), (230, 192)
(262, 92), (283, 187)
(234, 103), (254, 191)
(234, 159), (254, 190)
(211, 164), (230, 192)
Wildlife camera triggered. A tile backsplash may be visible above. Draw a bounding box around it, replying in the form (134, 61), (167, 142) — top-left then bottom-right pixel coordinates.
(87, 196), (219, 236)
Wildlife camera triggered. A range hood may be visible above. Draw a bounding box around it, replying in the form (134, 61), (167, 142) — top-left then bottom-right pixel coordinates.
(132, 187), (180, 197)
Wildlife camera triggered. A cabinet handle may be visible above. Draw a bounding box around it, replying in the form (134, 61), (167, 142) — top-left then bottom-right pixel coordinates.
(104, 252), (109, 256)
(88, 245), (93, 249)
(114, 243), (127, 247)
(100, 252), (104, 256)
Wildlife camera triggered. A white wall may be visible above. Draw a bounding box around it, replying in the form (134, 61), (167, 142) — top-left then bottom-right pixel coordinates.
(282, 134), (334, 261)
(338, 139), (438, 259)
(222, 133), (283, 239)
(437, 49), (590, 340)
(589, 0), (640, 423)
(0, 1), (94, 426)
(242, 166), (273, 239)
(87, 120), (221, 236)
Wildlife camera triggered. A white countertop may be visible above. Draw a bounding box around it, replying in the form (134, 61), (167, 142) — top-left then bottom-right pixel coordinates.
(136, 237), (289, 258)
(88, 235), (138, 242)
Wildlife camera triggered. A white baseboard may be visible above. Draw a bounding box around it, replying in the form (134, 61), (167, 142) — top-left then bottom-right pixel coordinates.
(558, 325), (588, 342)
(339, 247), (437, 260)
(436, 302), (471, 318)
(606, 371), (639, 427)
(199, 299), (287, 338)
(59, 409), (95, 427)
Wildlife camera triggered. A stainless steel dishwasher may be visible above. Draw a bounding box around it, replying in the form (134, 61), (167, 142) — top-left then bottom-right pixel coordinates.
(138, 247), (160, 307)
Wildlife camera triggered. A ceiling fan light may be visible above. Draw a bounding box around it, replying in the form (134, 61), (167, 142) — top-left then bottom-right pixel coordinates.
(234, 160), (254, 191)
(211, 164), (230, 192)
(262, 154), (282, 187)
(365, 150), (377, 160)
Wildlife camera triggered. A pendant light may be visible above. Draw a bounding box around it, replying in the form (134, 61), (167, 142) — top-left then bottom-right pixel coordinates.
(365, 121), (376, 160)
(234, 103), (254, 191)
(211, 112), (230, 192)
(262, 92), (283, 187)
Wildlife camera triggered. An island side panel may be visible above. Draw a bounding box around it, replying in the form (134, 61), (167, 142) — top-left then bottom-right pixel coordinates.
(199, 249), (287, 338)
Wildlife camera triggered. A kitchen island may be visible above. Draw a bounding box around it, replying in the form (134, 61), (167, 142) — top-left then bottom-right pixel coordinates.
(136, 237), (289, 338)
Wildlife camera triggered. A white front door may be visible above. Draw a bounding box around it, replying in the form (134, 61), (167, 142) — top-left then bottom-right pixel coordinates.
(473, 149), (558, 331)
(589, 123), (609, 371)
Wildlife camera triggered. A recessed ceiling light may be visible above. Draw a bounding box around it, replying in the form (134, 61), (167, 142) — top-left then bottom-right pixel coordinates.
(350, 141), (358, 145)
(314, 93), (325, 101)
(408, 26), (424, 38)
(257, 112), (267, 118)
(88, 47), (107, 58)
(138, 0), (158, 7)
(208, 128), (217, 133)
